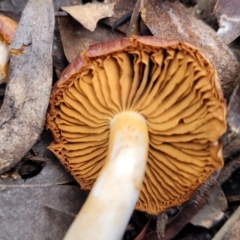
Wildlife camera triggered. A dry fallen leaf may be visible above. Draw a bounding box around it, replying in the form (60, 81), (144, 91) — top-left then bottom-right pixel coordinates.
(61, 2), (115, 32)
(190, 183), (227, 228)
(0, 0), (54, 174)
(140, 0), (240, 101)
(0, 130), (87, 240)
(58, 16), (124, 62)
(214, 0), (240, 45)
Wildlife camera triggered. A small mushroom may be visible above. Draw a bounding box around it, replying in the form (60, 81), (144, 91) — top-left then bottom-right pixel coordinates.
(47, 36), (226, 239)
(0, 15), (17, 83)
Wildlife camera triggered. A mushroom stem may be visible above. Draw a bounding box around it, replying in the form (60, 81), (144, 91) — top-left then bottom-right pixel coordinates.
(64, 112), (149, 240)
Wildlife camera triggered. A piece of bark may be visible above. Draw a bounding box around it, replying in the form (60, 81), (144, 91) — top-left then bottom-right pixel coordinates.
(140, 0), (240, 101)
(0, 0), (82, 13)
(212, 205), (240, 240)
(0, 0), (54, 174)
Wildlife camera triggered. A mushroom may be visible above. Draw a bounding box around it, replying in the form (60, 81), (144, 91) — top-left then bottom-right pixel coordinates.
(47, 36), (226, 239)
(0, 15), (17, 83)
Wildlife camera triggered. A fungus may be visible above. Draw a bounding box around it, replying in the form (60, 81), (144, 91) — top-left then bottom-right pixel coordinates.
(0, 15), (17, 83)
(47, 36), (226, 239)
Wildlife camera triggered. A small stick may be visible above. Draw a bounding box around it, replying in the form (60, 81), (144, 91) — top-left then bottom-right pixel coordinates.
(126, 0), (141, 37)
(112, 10), (133, 32)
(55, 11), (68, 17)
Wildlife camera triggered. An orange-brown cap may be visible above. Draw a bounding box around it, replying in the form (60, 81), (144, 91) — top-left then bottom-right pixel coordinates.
(0, 15), (17, 83)
(47, 36), (226, 214)
(0, 15), (17, 45)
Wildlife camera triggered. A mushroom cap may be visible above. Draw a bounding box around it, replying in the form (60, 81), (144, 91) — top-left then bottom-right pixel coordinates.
(0, 15), (17, 83)
(0, 15), (17, 45)
(47, 36), (226, 214)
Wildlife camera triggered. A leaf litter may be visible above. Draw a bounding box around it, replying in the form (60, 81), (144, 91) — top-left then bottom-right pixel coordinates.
(1, 0), (240, 239)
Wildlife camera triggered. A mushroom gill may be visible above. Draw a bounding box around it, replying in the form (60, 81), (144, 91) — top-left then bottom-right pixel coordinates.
(47, 36), (226, 214)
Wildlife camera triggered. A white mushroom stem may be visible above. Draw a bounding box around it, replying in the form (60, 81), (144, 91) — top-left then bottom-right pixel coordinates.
(0, 41), (10, 83)
(64, 112), (149, 240)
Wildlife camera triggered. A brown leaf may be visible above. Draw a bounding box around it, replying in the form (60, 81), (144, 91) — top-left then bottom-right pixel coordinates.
(61, 2), (115, 32)
(0, 0), (54, 174)
(142, 231), (158, 240)
(214, 0), (240, 44)
(58, 16), (124, 62)
(134, 219), (151, 240)
(140, 0), (240, 101)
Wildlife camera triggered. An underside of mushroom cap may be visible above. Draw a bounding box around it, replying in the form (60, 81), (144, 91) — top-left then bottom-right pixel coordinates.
(47, 36), (226, 214)
(0, 15), (17, 83)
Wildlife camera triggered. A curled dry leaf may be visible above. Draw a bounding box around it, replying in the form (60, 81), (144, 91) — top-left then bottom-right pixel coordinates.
(61, 2), (115, 32)
(58, 16), (124, 63)
(140, 0), (240, 101)
(0, 0), (54, 174)
(214, 0), (240, 45)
